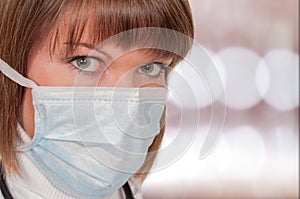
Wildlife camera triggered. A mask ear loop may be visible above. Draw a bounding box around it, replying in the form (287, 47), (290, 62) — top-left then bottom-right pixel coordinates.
(0, 58), (40, 151)
(0, 59), (37, 88)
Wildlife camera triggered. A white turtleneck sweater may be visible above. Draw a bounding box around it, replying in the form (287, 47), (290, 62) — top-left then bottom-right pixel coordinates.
(0, 125), (143, 199)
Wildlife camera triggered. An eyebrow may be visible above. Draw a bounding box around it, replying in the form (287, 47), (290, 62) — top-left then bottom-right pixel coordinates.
(63, 42), (112, 60)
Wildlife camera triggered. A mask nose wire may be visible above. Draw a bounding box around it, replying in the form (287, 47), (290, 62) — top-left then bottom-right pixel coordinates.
(0, 59), (37, 88)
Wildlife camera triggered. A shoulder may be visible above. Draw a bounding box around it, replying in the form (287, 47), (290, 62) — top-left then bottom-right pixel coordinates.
(128, 178), (143, 199)
(0, 160), (5, 199)
(107, 178), (143, 199)
(0, 159), (3, 199)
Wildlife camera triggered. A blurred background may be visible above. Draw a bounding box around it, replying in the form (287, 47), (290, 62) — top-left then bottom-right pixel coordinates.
(142, 0), (299, 198)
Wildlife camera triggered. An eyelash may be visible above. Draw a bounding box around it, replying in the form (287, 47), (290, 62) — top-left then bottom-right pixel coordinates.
(137, 62), (168, 79)
(66, 56), (168, 79)
(66, 55), (105, 76)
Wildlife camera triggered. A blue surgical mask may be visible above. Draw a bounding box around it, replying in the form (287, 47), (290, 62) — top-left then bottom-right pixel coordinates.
(0, 59), (166, 199)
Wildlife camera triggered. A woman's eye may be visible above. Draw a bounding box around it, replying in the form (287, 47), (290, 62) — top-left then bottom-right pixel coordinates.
(137, 63), (166, 78)
(69, 56), (104, 73)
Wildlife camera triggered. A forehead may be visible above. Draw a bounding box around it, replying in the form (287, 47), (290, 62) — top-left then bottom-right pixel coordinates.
(49, 26), (177, 66)
(40, 1), (188, 67)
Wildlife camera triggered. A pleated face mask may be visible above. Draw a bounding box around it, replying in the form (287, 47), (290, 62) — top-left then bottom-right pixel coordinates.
(0, 59), (166, 198)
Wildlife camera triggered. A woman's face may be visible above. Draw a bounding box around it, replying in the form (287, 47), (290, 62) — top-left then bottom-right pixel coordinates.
(22, 24), (172, 138)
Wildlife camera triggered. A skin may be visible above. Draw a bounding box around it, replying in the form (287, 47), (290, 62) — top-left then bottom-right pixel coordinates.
(22, 26), (172, 138)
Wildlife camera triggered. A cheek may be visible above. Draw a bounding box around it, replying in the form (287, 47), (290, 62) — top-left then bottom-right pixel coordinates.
(98, 69), (135, 87)
(27, 47), (49, 83)
(133, 74), (166, 87)
(27, 49), (76, 86)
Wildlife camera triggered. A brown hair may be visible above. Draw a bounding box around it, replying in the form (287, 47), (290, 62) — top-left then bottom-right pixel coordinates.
(0, 0), (194, 179)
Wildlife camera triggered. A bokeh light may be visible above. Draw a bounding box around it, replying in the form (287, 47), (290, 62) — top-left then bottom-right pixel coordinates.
(255, 59), (271, 98)
(143, 0), (299, 198)
(262, 49), (299, 111)
(217, 47), (263, 110)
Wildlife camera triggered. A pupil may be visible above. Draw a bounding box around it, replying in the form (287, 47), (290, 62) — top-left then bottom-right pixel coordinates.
(143, 64), (153, 72)
(81, 59), (87, 65)
(77, 58), (90, 69)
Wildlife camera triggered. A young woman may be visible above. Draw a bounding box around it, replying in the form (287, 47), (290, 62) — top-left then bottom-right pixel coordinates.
(0, 0), (194, 198)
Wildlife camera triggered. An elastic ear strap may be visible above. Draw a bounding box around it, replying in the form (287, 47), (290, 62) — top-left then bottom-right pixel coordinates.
(0, 58), (37, 88)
